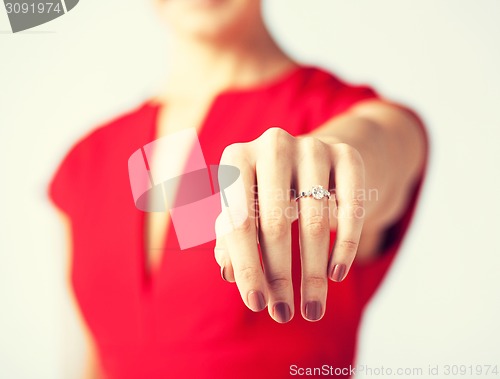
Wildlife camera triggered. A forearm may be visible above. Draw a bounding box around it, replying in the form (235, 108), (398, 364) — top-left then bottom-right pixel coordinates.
(311, 100), (427, 231)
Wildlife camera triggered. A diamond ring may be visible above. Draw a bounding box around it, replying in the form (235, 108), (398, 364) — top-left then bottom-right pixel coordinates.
(295, 185), (331, 201)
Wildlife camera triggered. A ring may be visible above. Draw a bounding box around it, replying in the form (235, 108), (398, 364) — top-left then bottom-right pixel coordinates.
(295, 185), (331, 201)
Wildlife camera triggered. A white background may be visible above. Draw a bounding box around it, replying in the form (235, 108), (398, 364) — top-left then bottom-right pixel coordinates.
(1, 1), (499, 378)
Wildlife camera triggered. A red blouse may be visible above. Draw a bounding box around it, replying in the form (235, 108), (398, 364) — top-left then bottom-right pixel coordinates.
(49, 66), (427, 379)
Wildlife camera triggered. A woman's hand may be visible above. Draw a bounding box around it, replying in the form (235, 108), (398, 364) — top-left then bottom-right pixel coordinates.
(214, 127), (366, 323)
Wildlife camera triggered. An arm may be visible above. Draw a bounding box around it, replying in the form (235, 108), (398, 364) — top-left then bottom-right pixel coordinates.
(56, 211), (103, 379)
(311, 100), (427, 261)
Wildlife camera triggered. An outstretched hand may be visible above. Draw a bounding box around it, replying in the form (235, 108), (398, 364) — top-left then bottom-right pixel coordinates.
(214, 127), (366, 323)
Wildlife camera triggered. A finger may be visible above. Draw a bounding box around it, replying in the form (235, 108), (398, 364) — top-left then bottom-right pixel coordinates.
(255, 128), (295, 323)
(219, 143), (268, 312)
(328, 192), (339, 230)
(327, 143), (365, 282)
(295, 137), (331, 322)
(214, 222), (235, 282)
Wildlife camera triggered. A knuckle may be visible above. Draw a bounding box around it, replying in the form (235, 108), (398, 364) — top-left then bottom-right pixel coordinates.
(350, 198), (365, 219)
(218, 208), (251, 236)
(232, 216), (253, 234)
(221, 143), (245, 163)
(260, 127), (291, 151)
(336, 143), (363, 165)
(259, 212), (289, 240)
(303, 275), (327, 290)
(261, 127), (288, 140)
(337, 239), (359, 253)
(351, 197), (364, 209)
(337, 191), (364, 209)
(303, 215), (329, 238)
(238, 266), (262, 284)
(299, 136), (322, 151)
(335, 142), (354, 155)
(299, 135), (318, 147)
(267, 274), (291, 292)
(299, 136), (328, 163)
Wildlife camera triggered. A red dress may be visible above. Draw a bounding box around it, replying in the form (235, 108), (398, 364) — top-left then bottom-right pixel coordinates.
(49, 66), (427, 379)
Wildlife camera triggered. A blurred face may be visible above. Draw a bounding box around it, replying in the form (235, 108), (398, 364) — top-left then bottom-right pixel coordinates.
(157, 0), (263, 42)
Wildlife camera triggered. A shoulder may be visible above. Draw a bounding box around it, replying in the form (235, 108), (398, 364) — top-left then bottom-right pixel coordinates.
(288, 66), (380, 130)
(296, 65), (375, 91)
(73, 101), (156, 153)
(48, 101), (156, 215)
(296, 66), (344, 88)
(57, 100), (158, 172)
(299, 66), (379, 103)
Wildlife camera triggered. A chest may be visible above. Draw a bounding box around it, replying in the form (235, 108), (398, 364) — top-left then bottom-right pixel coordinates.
(144, 98), (217, 270)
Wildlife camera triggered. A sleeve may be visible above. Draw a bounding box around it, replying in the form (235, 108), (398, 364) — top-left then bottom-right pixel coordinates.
(298, 70), (381, 135)
(329, 82), (380, 116)
(47, 133), (92, 218)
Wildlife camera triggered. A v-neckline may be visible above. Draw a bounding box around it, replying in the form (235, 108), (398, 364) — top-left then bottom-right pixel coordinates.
(138, 64), (308, 288)
(139, 94), (225, 288)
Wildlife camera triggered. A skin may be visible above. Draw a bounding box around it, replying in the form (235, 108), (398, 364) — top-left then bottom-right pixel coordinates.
(57, 0), (426, 377)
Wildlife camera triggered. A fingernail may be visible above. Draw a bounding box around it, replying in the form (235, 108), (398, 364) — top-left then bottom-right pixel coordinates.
(330, 264), (346, 282)
(247, 290), (266, 311)
(221, 265), (228, 282)
(305, 301), (322, 321)
(273, 302), (291, 323)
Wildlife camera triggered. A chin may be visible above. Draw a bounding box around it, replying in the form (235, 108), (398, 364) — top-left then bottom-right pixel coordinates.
(183, 0), (228, 8)
(179, 16), (240, 40)
(160, 0), (261, 41)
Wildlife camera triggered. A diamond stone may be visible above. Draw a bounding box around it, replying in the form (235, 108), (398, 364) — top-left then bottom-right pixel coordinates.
(311, 185), (327, 200)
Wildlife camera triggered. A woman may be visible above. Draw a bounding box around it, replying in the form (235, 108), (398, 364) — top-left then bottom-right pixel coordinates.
(49, 0), (428, 378)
